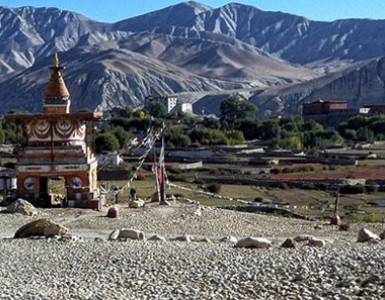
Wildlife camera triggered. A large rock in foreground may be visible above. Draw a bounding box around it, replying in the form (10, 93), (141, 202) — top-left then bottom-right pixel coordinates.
(4, 199), (38, 216)
(357, 228), (380, 243)
(14, 219), (69, 238)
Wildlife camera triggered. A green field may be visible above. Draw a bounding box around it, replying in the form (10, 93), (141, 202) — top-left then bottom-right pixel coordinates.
(101, 174), (385, 223)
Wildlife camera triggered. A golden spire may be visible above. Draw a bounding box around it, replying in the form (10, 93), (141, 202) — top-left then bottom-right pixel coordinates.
(43, 52), (70, 102)
(53, 52), (59, 68)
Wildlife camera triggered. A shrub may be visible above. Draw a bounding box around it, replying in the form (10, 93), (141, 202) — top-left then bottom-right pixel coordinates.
(270, 168), (281, 174)
(365, 213), (377, 223)
(316, 183), (329, 191)
(301, 182), (315, 190)
(167, 174), (188, 183)
(136, 174), (145, 181)
(350, 213), (363, 223)
(205, 183), (221, 194)
(366, 180), (379, 193)
(193, 178), (204, 185)
(167, 168), (184, 174)
(340, 184), (366, 194)
(278, 182), (289, 189)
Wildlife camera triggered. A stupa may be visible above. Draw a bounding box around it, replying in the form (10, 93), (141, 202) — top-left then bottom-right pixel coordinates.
(6, 53), (103, 209)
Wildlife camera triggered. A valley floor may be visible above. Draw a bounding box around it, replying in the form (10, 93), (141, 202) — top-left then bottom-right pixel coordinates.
(0, 203), (384, 299)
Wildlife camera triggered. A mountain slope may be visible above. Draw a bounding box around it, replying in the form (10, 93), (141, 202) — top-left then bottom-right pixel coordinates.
(0, 46), (252, 114)
(115, 2), (385, 68)
(1, 2), (385, 116)
(0, 6), (108, 77)
(246, 57), (385, 117)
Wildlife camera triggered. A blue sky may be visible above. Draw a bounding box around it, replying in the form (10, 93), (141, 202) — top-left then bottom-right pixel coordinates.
(1, 0), (384, 23)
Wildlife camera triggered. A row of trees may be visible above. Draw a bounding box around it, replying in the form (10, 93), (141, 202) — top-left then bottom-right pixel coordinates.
(2, 96), (382, 155)
(95, 96), (345, 154)
(338, 115), (385, 142)
(96, 99), (248, 152)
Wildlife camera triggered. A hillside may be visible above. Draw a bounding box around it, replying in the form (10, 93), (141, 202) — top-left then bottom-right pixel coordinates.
(1, 2), (385, 116)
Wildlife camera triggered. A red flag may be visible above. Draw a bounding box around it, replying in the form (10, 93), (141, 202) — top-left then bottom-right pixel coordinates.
(157, 127), (165, 188)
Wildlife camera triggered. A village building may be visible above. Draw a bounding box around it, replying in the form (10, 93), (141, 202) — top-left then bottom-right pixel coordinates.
(302, 100), (348, 115)
(302, 99), (385, 128)
(361, 104), (385, 114)
(301, 99), (352, 128)
(145, 95), (178, 113)
(6, 54), (103, 209)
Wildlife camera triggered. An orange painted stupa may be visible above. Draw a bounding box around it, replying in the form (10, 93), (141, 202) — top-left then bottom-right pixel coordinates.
(43, 53), (70, 113)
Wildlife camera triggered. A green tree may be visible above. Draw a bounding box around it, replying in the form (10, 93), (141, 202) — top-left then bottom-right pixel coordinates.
(260, 119), (281, 141)
(279, 116), (304, 132)
(201, 117), (221, 130)
(342, 129), (357, 140)
(224, 130), (245, 145)
(165, 125), (191, 148)
(95, 132), (120, 153)
(189, 128), (229, 145)
(112, 126), (132, 148)
(302, 120), (323, 132)
(220, 96), (257, 129)
(357, 126), (374, 142)
(146, 101), (168, 119)
(237, 118), (260, 140)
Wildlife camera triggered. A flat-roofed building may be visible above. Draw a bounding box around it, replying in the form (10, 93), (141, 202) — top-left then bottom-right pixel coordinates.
(302, 100), (348, 115)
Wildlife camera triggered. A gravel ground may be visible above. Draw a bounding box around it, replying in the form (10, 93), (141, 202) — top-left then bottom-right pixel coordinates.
(0, 202), (384, 299)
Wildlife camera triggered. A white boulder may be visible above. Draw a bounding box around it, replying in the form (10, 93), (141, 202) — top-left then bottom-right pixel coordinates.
(128, 199), (145, 208)
(118, 229), (145, 241)
(357, 228), (380, 243)
(235, 237), (272, 249)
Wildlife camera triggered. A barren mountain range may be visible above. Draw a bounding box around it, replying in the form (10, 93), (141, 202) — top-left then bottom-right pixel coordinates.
(1, 1), (385, 117)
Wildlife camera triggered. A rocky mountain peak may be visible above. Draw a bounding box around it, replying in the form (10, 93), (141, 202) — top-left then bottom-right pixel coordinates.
(1, 2), (385, 117)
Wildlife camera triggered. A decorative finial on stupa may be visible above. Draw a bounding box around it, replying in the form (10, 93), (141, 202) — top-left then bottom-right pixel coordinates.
(43, 52), (70, 113)
(53, 52), (59, 68)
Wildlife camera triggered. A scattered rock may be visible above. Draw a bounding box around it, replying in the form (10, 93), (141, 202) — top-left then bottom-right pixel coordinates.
(219, 236), (238, 243)
(308, 238), (326, 247)
(380, 230), (385, 240)
(171, 234), (192, 242)
(357, 228), (380, 243)
(108, 229), (120, 241)
(118, 229), (145, 241)
(107, 206), (120, 218)
(58, 235), (81, 242)
(148, 235), (166, 242)
(281, 238), (296, 248)
(128, 199), (145, 208)
(3, 199), (38, 216)
(194, 237), (212, 243)
(193, 207), (202, 217)
(294, 234), (315, 242)
(14, 219), (69, 238)
(330, 215), (342, 225)
(235, 237), (272, 249)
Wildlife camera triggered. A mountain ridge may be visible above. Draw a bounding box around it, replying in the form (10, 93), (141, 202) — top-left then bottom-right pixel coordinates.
(1, 2), (385, 116)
